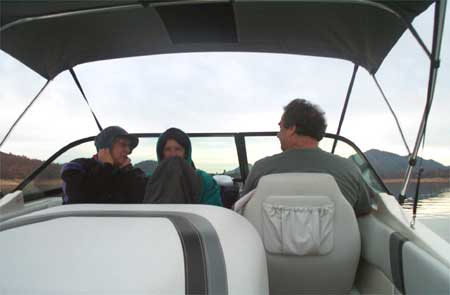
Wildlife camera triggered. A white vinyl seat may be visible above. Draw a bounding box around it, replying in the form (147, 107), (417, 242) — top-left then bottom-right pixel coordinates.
(0, 203), (269, 294)
(244, 173), (361, 294)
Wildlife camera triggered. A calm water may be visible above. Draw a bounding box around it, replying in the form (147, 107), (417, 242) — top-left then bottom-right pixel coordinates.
(402, 191), (450, 242)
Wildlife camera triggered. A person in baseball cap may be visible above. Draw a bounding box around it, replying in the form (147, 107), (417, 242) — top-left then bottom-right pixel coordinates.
(61, 126), (146, 204)
(94, 126), (139, 152)
(94, 126), (139, 168)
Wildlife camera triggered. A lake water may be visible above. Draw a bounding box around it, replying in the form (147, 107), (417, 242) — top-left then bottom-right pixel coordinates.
(402, 191), (450, 242)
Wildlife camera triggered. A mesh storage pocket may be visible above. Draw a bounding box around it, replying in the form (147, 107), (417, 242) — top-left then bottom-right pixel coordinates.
(262, 196), (334, 256)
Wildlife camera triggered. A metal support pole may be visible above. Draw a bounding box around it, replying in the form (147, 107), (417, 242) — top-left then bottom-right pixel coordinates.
(332, 64), (358, 154)
(398, 117), (426, 203)
(398, 0), (446, 204)
(69, 68), (103, 131)
(0, 80), (51, 149)
(372, 74), (411, 155)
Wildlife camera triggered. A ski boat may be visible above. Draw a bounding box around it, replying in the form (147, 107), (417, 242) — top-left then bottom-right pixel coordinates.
(1, 1), (449, 294)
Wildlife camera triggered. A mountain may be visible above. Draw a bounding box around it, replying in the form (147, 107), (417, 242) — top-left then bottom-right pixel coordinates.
(224, 164), (253, 178)
(362, 149), (449, 179)
(0, 151), (62, 180)
(1, 150), (447, 181)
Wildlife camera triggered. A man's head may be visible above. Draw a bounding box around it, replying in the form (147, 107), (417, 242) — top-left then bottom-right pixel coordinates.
(109, 137), (132, 167)
(94, 126), (138, 167)
(277, 99), (327, 151)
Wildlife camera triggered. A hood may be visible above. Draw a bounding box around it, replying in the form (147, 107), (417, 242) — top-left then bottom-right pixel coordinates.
(156, 128), (193, 166)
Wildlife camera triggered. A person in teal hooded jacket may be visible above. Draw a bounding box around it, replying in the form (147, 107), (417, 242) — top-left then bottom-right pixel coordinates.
(153, 127), (223, 206)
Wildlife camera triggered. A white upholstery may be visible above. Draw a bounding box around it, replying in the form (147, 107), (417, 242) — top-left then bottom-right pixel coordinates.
(244, 173), (361, 294)
(0, 204), (269, 294)
(213, 174), (234, 187)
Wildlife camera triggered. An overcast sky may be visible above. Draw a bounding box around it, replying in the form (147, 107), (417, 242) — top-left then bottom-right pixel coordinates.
(0, 4), (449, 167)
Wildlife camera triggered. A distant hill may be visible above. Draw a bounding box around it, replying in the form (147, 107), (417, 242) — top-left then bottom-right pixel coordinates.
(224, 164), (253, 178)
(0, 151), (62, 180)
(1, 149), (447, 181)
(362, 149), (449, 179)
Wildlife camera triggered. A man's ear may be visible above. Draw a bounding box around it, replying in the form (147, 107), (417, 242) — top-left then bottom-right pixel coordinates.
(287, 125), (297, 136)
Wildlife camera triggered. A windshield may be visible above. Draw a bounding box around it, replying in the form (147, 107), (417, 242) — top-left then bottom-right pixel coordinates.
(1, 5), (449, 198)
(245, 134), (387, 193)
(14, 133), (384, 199)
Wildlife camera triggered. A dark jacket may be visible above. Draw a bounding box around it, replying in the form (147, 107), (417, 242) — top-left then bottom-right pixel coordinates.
(143, 157), (202, 204)
(61, 157), (146, 204)
(155, 128), (223, 206)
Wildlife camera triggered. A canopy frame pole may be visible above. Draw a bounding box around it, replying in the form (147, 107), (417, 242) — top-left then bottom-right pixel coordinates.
(69, 68), (103, 131)
(0, 80), (51, 149)
(352, 0), (432, 60)
(332, 64), (358, 154)
(405, 21), (432, 60)
(398, 0), (446, 204)
(372, 74), (411, 155)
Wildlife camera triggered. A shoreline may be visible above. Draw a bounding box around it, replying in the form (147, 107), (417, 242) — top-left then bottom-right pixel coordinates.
(0, 179), (22, 186)
(1, 179), (61, 192)
(382, 177), (449, 184)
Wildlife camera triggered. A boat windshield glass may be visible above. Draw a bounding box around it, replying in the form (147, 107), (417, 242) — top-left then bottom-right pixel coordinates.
(0, 51), (417, 196)
(246, 135), (386, 193)
(16, 133), (385, 198)
(17, 135), (240, 196)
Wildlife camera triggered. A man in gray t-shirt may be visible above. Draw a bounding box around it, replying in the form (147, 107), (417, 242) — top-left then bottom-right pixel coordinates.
(242, 99), (372, 216)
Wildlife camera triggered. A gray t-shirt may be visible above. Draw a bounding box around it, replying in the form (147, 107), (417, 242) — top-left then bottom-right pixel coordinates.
(242, 148), (372, 215)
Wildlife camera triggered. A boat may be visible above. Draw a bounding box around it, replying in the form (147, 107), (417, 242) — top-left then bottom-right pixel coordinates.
(1, 1), (449, 294)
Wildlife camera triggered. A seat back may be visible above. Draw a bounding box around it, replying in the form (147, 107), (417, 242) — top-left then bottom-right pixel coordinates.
(244, 173), (360, 294)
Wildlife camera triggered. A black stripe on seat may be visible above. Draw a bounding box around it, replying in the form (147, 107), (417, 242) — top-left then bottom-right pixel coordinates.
(169, 215), (208, 295)
(0, 210), (230, 295)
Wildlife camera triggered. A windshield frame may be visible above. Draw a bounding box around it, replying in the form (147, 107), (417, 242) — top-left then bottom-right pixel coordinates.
(3, 132), (389, 202)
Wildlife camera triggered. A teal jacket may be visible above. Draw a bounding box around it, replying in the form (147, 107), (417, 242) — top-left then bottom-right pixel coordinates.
(194, 169), (222, 206)
(152, 128), (223, 206)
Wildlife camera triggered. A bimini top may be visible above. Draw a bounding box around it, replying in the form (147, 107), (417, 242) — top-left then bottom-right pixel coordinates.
(1, 0), (432, 79)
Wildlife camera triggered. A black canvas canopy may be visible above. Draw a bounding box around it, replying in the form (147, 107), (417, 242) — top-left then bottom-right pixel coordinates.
(1, 0), (433, 79)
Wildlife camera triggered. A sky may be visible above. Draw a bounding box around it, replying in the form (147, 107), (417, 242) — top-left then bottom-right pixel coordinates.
(0, 4), (449, 169)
